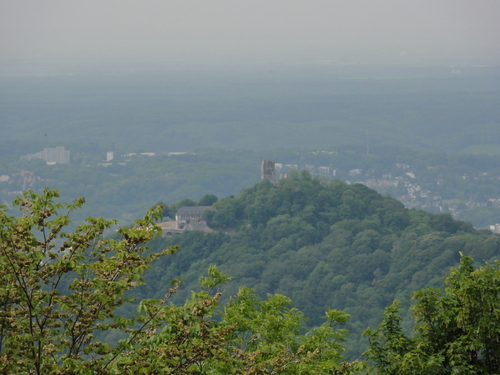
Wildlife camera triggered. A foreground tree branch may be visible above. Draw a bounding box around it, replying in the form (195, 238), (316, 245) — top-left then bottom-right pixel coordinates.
(0, 189), (363, 374)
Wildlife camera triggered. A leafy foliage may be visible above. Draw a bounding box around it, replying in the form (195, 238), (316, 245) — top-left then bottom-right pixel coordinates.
(0, 188), (177, 374)
(364, 255), (500, 374)
(146, 173), (499, 358)
(0, 189), (362, 374)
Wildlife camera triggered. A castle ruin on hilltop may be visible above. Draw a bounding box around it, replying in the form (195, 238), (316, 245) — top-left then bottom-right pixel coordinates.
(261, 160), (276, 185)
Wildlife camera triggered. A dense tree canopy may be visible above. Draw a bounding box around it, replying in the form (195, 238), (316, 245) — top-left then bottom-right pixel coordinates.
(148, 173), (499, 358)
(0, 189), (363, 374)
(2, 182), (500, 373)
(365, 255), (500, 374)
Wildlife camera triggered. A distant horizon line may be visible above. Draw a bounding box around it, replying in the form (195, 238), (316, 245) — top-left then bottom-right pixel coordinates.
(1, 59), (500, 78)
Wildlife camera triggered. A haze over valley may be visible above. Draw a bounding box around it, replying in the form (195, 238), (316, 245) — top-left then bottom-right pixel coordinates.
(2, 1), (500, 371)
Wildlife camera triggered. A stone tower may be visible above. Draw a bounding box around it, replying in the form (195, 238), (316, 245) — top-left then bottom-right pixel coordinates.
(261, 160), (276, 185)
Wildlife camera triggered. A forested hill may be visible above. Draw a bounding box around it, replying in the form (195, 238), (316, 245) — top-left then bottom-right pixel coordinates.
(142, 171), (500, 356)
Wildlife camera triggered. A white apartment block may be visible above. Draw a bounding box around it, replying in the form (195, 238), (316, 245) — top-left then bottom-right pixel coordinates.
(21, 146), (70, 164)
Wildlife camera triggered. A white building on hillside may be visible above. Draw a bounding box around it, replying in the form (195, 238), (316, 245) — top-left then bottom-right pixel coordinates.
(21, 146), (70, 164)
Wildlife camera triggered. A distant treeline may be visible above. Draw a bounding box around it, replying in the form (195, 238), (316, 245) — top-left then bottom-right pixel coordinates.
(2, 66), (500, 152)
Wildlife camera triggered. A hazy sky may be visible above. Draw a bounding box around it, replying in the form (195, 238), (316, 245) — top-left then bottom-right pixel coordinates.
(1, 0), (499, 71)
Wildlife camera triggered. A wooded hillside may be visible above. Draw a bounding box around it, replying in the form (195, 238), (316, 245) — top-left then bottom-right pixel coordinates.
(141, 171), (500, 357)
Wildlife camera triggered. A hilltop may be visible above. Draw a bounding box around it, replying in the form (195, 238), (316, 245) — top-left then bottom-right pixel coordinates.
(139, 171), (500, 357)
